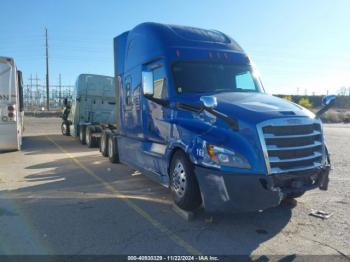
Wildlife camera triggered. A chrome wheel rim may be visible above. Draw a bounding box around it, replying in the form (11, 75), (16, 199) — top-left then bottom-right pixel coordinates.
(62, 124), (66, 134)
(108, 138), (113, 158)
(86, 130), (90, 144)
(172, 161), (186, 197)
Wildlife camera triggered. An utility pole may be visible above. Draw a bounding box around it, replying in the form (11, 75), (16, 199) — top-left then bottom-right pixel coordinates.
(59, 74), (62, 107)
(28, 74), (33, 109)
(45, 27), (50, 111)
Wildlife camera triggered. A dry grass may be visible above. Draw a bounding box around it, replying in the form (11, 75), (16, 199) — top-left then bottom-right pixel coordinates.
(319, 109), (350, 123)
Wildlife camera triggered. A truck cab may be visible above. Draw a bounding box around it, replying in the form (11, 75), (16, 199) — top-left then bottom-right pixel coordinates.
(62, 74), (115, 147)
(112, 23), (332, 212)
(0, 56), (24, 152)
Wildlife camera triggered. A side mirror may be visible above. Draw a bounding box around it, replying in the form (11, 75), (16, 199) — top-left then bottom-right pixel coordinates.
(200, 96), (217, 109)
(316, 95), (336, 118)
(142, 71), (154, 96)
(322, 95), (336, 106)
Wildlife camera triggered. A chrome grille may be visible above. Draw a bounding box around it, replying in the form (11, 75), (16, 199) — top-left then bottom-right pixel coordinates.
(257, 118), (324, 174)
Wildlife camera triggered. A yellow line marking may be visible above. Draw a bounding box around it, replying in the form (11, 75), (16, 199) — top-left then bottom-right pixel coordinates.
(46, 136), (202, 255)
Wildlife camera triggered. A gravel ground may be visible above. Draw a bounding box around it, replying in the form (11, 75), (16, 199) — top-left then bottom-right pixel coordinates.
(0, 117), (349, 258)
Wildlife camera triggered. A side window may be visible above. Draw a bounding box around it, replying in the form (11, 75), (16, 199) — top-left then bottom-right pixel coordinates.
(125, 78), (132, 106)
(152, 67), (167, 99)
(235, 71), (257, 91)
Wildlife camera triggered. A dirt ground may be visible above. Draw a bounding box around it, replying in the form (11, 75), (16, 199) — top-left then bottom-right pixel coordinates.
(0, 117), (349, 259)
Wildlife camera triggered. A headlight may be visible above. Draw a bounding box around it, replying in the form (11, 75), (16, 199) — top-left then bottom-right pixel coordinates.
(203, 143), (251, 169)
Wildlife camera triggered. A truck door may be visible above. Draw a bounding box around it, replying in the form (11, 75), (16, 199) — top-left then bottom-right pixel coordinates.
(142, 62), (171, 174)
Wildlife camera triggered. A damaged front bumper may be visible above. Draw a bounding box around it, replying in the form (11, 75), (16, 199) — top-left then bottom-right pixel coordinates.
(195, 164), (331, 213)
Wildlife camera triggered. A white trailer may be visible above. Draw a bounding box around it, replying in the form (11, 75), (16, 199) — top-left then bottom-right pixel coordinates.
(0, 56), (24, 152)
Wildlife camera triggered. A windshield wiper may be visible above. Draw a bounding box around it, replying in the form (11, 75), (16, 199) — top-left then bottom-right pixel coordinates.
(176, 102), (202, 113)
(175, 102), (239, 131)
(234, 88), (258, 92)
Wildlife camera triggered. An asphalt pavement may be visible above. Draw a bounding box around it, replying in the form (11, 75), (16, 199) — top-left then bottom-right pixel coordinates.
(0, 117), (349, 257)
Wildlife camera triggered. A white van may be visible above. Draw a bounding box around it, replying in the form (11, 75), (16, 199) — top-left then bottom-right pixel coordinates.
(0, 56), (24, 151)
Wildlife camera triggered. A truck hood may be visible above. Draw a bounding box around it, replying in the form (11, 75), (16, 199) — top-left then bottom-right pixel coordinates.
(212, 92), (314, 125)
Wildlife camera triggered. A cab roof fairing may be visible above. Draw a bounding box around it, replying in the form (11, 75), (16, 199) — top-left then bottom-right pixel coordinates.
(113, 22), (248, 75)
(73, 74), (115, 97)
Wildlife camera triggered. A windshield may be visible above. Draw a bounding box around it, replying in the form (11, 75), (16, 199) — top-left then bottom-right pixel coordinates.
(172, 62), (263, 94)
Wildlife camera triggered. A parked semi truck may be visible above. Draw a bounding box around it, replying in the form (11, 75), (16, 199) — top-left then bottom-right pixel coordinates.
(0, 56), (24, 152)
(61, 74), (116, 149)
(102, 23), (334, 213)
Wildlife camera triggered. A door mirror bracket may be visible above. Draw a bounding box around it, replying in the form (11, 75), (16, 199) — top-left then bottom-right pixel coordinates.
(316, 95), (336, 118)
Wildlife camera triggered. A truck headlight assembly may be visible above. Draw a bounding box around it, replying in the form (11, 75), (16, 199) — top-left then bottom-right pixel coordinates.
(205, 144), (251, 169)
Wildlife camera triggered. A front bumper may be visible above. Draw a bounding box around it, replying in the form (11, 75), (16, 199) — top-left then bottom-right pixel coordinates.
(194, 164), (330, 213)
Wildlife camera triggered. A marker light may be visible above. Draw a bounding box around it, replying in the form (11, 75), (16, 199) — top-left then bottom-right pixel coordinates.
(206, 144), (218, 163)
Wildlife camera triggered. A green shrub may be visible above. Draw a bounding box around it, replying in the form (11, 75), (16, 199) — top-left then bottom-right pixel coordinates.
(298, 97), (313, 109)
(281, 95), (292, 102)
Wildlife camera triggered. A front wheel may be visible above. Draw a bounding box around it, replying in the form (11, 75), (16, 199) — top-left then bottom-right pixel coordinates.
(61, 122), (70, 136)
(86, 126), (97, 148)
(286, 192), (305, 199)
(169, 151), (202, 211)
(79, 125), (86, 145)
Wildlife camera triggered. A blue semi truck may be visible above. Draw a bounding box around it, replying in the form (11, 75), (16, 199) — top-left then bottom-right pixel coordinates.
(102, 23), (335, 212)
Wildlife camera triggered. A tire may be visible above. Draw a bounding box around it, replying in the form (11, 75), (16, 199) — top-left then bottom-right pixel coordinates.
(61, 121), (70, 136)
(108, 135), (119, 163)
(100, 131), (109, 157)
(86, 126), (97, 148)
(169, 150), (202, 211)
(94, 126), (102, 133)
(79, 125), (86, 145)
(286, 192), (304, 199)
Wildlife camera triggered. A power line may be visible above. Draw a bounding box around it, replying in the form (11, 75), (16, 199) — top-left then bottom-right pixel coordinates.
(45, 27), (50, 111)
(59, 73), (62, 107)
